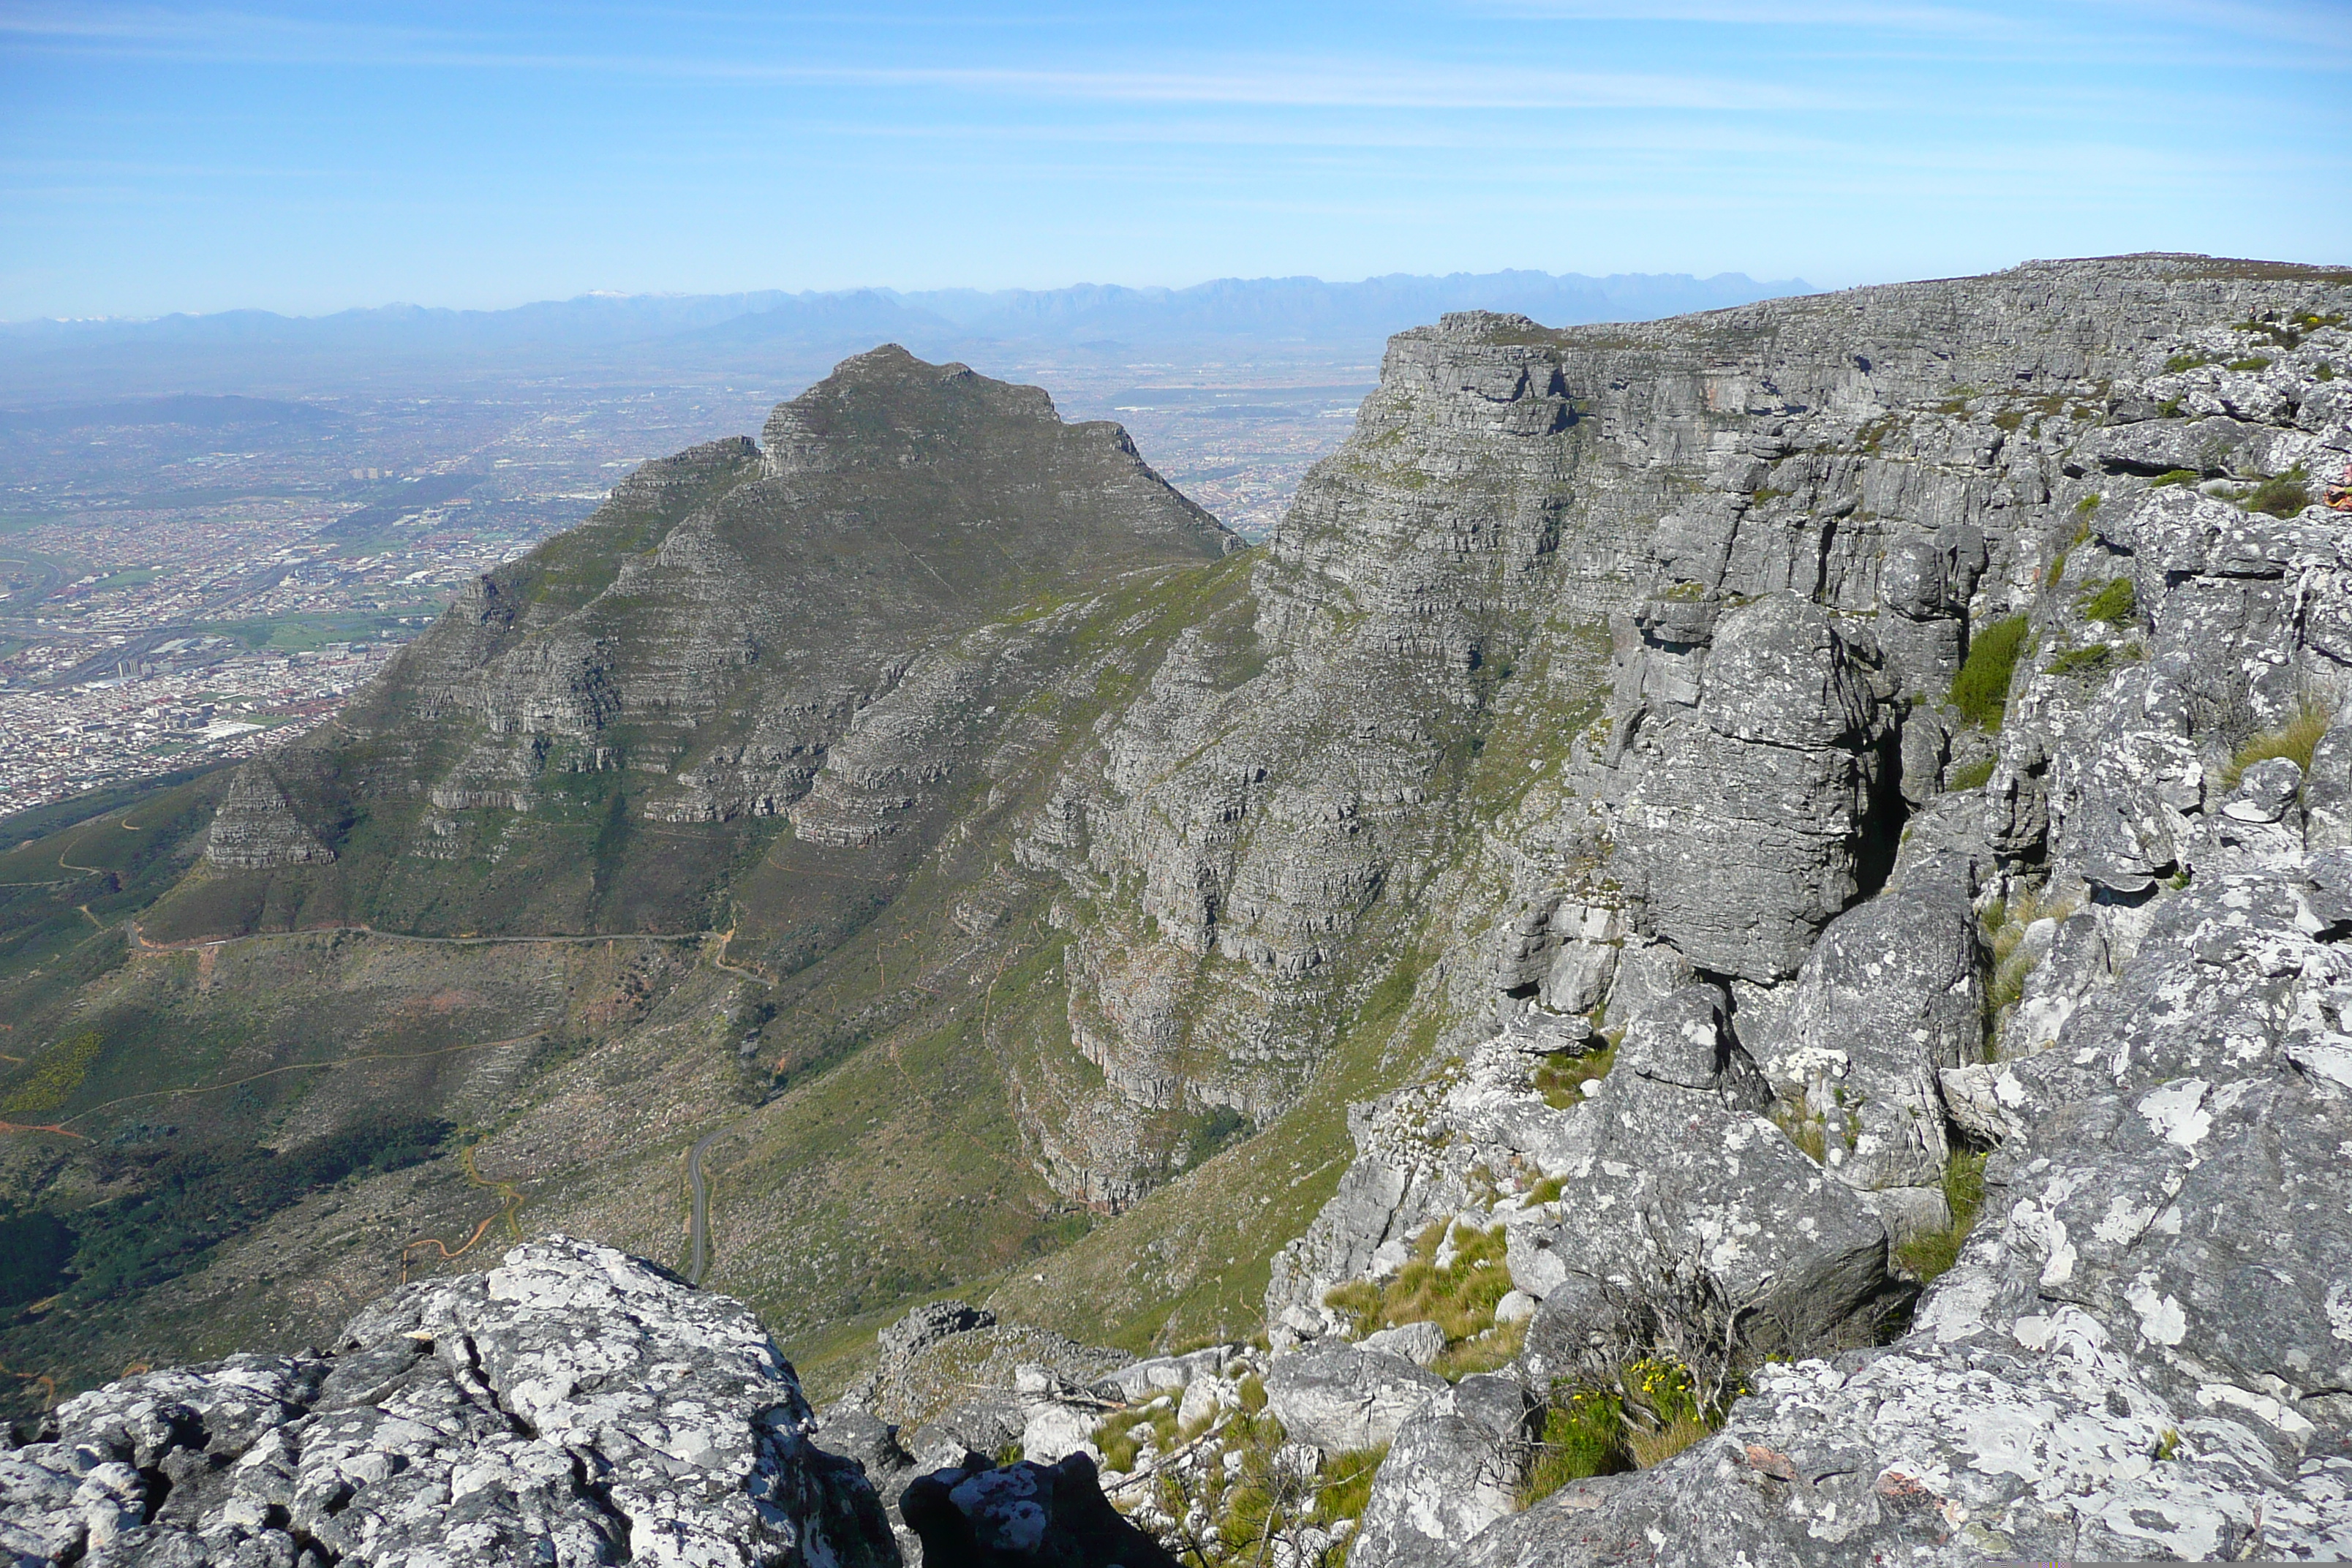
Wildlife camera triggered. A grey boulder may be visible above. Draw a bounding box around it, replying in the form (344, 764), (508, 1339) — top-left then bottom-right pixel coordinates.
(1262, 1344), (1444, 1454)
(1345, 1374), (1538, 1568)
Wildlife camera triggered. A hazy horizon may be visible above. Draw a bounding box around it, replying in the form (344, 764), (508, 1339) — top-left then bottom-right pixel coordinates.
(6, 1), (2347, 323)
(1, 265), (1819, 328)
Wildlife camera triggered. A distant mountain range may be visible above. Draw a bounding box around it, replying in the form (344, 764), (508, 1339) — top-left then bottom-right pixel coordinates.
(0, 271), (1812, 400)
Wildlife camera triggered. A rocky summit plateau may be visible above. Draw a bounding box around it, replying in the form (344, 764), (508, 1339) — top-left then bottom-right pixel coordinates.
(7, 253), (2352, 1564)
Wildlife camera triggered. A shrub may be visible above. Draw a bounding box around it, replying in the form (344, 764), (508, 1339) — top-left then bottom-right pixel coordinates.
(1136, 1408), (1362, 1566)
(1310, 1445), (1386, 1526)
(1893, 1150), (1989, 1282)
(1319, 1280), (1382, 1338)
(1945, 756), (1996, 792)
(2225, 356), (2274, 372)
(1518, 1395), (1627, 1507)
(1949, 614), (2030, 728)
(2221, 704), (2330, 791)
(1095, 1398), (1183, 1472)
(1518, 1353), (1733, 1504)
(0, 1211), (73, 1308)
(2163, 353), (2212, 374)
(2080, 576), (2136, 627)
(2245, 468), (2311, 519)
(59, 1120), (454, 1305)
(2074, 492), (2103, 517)
(2151, 468), (2201, 488)
(2046, 644), (2115, 679)
(1, 1030), (102, 1114)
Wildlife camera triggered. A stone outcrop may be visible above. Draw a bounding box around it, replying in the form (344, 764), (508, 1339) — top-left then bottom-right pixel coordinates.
(1758, 850), (1988, 1238)
(202, 761), (336, 869)
(1448, 848), (2352, 1564)
(0, 1237), (896, 1567)
(1343, 1373), (1537, 1568)
(1261, 1343), (1445, 1454)
(1604, 592), (1899, 984)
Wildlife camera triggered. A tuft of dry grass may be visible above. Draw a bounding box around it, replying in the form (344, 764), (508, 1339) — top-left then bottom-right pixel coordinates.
(1627, 1414), (1714, 1469)
(2220, 704), (2330, 792)
(1532, 1036), (1617, 1109)
(1984, 883), (2081, 1020)
(1769, 1101), (1829, 1163)
(1321, 1220), (1517, 1377)
(1431, 1316), (1526, 1380)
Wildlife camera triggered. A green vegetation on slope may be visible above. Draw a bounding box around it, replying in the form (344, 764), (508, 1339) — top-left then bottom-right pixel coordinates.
(1893, 1150), (1990, 1282)
(10, 1120), (451, 1316)
(1950, 614), (2030, 728)
(2079, 576), (2136, 627)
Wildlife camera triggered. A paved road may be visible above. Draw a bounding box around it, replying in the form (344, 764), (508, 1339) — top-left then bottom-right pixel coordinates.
(687, 1125), (727, 1286)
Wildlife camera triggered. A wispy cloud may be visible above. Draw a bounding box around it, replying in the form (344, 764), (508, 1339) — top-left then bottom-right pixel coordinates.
(1469, 0), (2351, 69)
(1470, 0), (1999, 26)
(0, 8), (1828, 110)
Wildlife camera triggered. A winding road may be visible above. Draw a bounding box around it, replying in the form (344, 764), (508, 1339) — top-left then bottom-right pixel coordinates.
(686, 1124), (728, 1286)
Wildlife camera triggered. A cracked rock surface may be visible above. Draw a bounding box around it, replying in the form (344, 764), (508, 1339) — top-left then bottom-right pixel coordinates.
(0, 1237), (897, 1567)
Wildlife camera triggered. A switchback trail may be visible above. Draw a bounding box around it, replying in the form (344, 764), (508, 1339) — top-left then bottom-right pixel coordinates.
(30, 1031), (546, 1132)
(126, 919), (708, 954)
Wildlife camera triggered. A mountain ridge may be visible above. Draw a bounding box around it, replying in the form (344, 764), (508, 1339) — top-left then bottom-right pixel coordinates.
(5, 252), (2352, 1564)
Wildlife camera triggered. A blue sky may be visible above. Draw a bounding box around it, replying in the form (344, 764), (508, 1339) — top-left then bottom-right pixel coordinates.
(2, 0), (2347, 320)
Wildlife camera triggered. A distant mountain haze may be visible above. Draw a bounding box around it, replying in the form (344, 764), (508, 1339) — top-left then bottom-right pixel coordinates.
(0, 270), (1810, 402)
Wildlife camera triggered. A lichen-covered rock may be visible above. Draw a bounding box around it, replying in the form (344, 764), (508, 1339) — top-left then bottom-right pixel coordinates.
(1503, 1062), (1896, 1358)
(1357, 1320), (1447, 1369)
(1760, 856), (1987, 1236)
(1448, 848), (2352, 1565)
(1270, 999), (1896, 1365)
(0, 1237), (897, 1567)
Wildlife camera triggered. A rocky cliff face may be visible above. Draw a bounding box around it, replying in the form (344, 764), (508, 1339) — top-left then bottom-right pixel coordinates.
(1208, 257), (2352, 1561)
(1008, 255), (2352, 1220)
